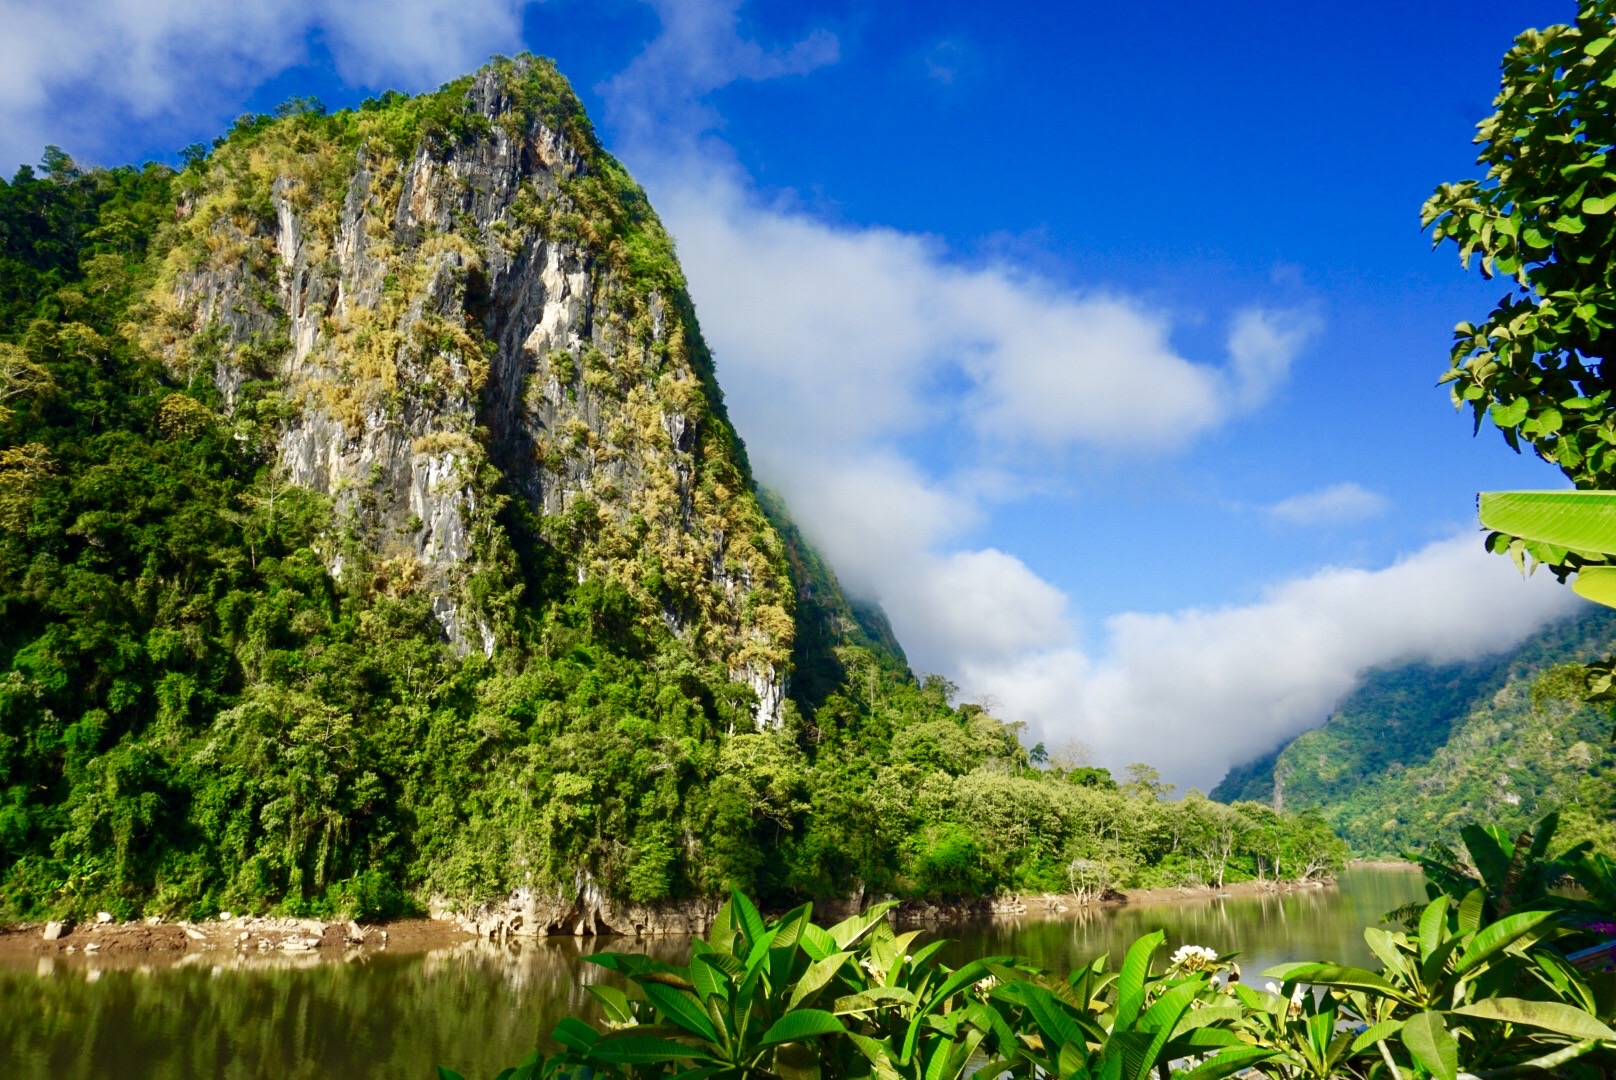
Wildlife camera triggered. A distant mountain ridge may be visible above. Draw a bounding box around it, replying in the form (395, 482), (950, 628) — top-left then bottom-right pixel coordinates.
(1212, 606), (1616, 857)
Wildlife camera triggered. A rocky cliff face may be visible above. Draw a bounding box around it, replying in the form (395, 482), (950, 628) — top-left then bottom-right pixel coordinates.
(137, 59), (793, 724)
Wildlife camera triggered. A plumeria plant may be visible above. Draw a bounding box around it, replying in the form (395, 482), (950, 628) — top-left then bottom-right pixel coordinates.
(442, 848), (1616, 1080)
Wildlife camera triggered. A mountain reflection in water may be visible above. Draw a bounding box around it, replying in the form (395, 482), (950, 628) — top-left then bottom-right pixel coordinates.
(0, 867), (1425, 1080)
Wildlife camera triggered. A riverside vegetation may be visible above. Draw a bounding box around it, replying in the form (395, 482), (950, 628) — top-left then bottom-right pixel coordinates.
(451, 820), (1616, 1080)
(0, 60), (1346, 925)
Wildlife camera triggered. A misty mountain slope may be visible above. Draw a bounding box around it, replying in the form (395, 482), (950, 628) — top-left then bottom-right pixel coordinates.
(1212, 606), (1616, 856)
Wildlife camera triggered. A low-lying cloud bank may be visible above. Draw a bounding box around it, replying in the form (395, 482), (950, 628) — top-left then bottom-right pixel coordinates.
(959, 536), (1577, 791)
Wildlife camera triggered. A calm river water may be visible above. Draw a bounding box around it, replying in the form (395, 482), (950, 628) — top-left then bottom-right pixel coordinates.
(0, 867), (1426, 1080)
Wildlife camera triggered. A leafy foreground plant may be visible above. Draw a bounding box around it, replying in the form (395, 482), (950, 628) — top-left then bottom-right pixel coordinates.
(441, 885), (1616, 1080)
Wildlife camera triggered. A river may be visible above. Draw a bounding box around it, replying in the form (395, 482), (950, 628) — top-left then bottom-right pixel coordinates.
(0, 867), (1426, 1080)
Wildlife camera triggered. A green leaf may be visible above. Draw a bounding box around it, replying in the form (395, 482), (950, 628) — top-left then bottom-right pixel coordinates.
(505, 1051), (543, 1080)
(1477, 490), (1616, 554)
(908, 939), (950, 971)
(587, 1036), (719, 1065)
(1552, 214), (1586, 234)
(1170, 1005), (1244, 1036)
(964, 1000), (1017, 1053)
(826, 903), (898, 950)
(1134, 980), (1202, 1078)
(1171, 1028), (1245, 1051)
(1175, 1047), (1278, 1080)
(771, 903), (814, 952)
(1260, 963), (1411, 1002)
(1452, 997), (1616, 1041)
(1573, 566), (1616, 608)
(552, 1017), (602, 1053)
(587, 985), (634, 1024)
(1402, 1011), (1459, 1080)
(1364, 928), (1410, 981)
(1114, 930), (1164, 1029)
(1010, 982), (1087, 1051)
(731, 889), (767, 950)
(1456, 888), (1485, 935)
(758, 1009), (845, 1048)
(1490, 398), (1531, 428)
(643, 983), (721, 1043)
(1454, 909), (1554, 975)
(788, 951), (852, 1011)
(773, 1040), (822, 1080)
(585, 952), (654, 975)
(800, 923), (836, 961)
(1057, 1041), (1089, 1078)
(437, 1069), (468, 1080)
(1583, 193), (1616, 215)
(690, 954), (731, 1002)
(1419, 897), (1449, 960)
(1351, 1019), (1404, 1053)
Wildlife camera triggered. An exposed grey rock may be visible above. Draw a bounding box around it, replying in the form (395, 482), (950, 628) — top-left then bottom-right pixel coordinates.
(41, 920), (71, 941)
(151, 59), (790, 725)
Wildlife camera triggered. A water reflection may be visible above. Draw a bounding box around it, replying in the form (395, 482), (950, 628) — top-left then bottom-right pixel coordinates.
(0, 868), (1425, 1080)
(932, 867), (1428, 981)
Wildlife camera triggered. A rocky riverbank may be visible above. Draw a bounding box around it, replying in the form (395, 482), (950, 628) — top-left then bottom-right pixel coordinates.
(0, 875), (1353, 960)
(0, 913), (466, 960)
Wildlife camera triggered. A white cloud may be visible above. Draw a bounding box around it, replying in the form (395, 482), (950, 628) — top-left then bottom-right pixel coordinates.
(1227, 307), (1319, 409)
(1266, 482), (1390, 526)
(654, 162), (1316, 463)
(0, 0), (531, 169)
(964, 535), (1581, 792)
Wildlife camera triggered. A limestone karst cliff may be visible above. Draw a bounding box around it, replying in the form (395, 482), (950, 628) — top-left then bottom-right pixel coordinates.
(138, 58), (794, 725)
(0, 56), (1006, 927)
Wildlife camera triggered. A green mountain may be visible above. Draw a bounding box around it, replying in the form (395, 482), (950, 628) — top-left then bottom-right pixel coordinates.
(0, 57), (1347, 926)
(1212, 606), (1616, 857)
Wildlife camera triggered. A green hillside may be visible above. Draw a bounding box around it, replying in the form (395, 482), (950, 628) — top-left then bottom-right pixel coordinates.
(1213, 606), (1616, 856)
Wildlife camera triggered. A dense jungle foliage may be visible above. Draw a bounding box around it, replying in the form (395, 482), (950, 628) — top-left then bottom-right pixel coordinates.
(0, 65), (1347, 924)
(1213, 607), (1616, 857)
(453, 820), (1616, 1080)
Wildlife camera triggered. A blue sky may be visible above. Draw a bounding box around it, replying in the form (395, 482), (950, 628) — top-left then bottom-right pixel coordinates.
(0, 0), (1590, 785)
